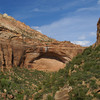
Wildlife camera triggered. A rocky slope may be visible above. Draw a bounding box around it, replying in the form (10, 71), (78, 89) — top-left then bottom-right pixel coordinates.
(0, 13), (85, 71)
(0, 45), (100, 100)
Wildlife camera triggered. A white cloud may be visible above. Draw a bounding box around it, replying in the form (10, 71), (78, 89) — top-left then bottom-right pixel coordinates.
(32, 8), (48, 12)
(90, 32), (96, 36)
(36, 29), (42, 33)
(31, 7), (61, 12)
(38, 16), (97, 45)
(30, 4), (98, 46)
(31, 1), (79, 13)
(31, 26), (39, 29)
(31, 26), (42, 33)
(98, 0), (100, 4)
(78, 35), (86, 40)
(72, 41), (90, 46)
(76, 7), (98, 12)
(33, 8), (40, 12)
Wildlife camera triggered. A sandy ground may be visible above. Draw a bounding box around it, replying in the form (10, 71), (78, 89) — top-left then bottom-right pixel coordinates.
(32, 58), (65, 72)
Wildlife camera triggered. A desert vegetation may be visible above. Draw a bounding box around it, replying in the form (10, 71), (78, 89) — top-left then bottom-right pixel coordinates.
(0, 45), (100, 100)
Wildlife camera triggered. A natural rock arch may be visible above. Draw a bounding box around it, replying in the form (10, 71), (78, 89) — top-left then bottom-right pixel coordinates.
(28, 52), (66, 71)
(30, 52), (66, 63)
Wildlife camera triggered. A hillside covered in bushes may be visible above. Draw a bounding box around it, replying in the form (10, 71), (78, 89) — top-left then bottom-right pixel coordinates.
(0, 45), (100, 100)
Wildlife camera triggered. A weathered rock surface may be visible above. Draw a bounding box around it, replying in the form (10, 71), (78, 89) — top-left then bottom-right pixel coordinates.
(96, 18), (100, 45)
(0, 13), (85, 71)
(54, 85), (72, 100)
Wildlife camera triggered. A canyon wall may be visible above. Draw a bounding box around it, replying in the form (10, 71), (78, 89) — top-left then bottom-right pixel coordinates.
(97, 18), (100, 45)
(0, 14), (85, 71)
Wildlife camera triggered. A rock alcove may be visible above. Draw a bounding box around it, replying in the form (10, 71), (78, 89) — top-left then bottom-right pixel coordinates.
(29, 52), (66, 71)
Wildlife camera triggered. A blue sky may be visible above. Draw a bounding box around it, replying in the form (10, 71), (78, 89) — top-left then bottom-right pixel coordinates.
(0, 0), (100, 46)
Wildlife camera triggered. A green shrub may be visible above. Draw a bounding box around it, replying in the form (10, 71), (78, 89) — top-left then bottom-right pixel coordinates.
(0, 78), (11, 89)
(90, 80), (98, 89)
(46, 95), (54, 100)
(69, 86), (91, 100)
(82, 46), (92, 55)
(95, 45), (100, 51)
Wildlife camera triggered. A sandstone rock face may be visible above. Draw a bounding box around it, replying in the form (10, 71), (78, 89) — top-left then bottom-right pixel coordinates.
(0, 13), (85, 71)
(54, 85), (72, 100)
(97, 18), (100, 45)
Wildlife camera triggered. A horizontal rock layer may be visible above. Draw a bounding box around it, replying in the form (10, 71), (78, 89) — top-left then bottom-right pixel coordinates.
(0, 14), (85, 71)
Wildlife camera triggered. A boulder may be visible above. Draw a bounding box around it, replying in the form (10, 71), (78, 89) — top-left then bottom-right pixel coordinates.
(54, 85), (72, 100)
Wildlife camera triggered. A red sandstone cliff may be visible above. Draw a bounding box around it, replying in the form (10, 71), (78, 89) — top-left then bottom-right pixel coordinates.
(0, 13), (85, 71)
(96, 18), (100, 45)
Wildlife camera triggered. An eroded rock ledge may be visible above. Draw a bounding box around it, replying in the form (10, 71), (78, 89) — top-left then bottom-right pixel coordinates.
(0, 14), (85, 71)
